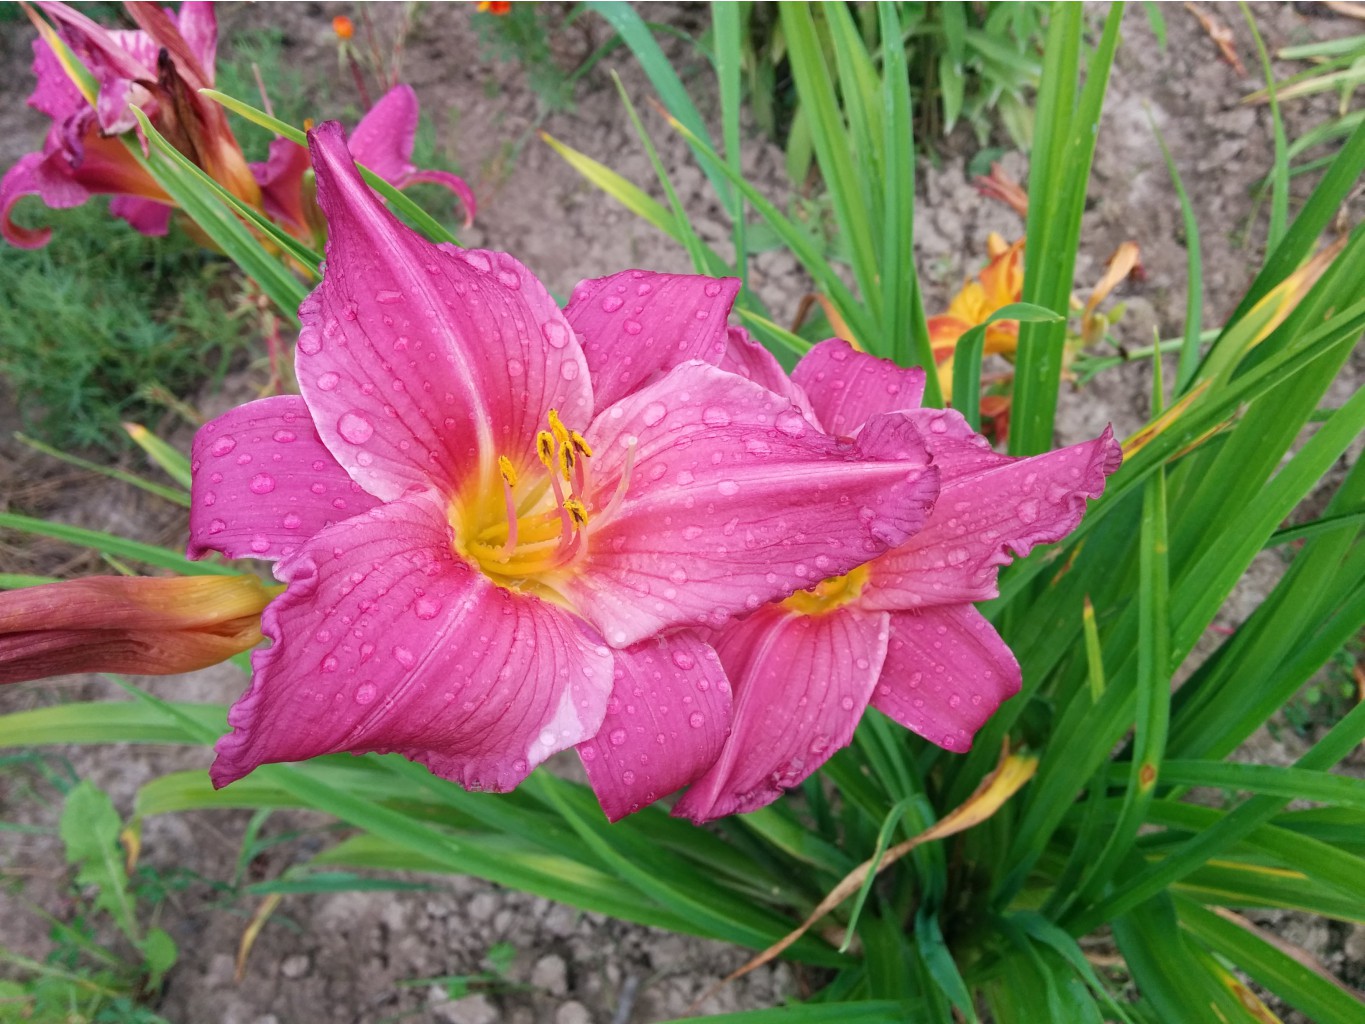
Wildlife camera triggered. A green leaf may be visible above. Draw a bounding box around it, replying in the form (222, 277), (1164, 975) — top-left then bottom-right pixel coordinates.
(952, 302), (1062, 433)
(0, 512), (235, 577)
(59, 780), (138, 942)
(139, 927), (177, 991)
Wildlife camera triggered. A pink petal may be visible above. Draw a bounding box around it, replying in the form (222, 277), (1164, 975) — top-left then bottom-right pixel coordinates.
(349, 86), (476, 228)
(673, 605), (889, 822)
(563, 272), (740, 409)
(576, 632), (732, 821)
(299, 122), (591, 502)
(565, 361), (939, 647)
(865, 410), (1120, 609)
(2, 153), (64, 248)
(212, 494), (615, 790)
(871, 606), (1020, 753)
(188, 396), (379, 562)
(718, 326), (820, 427)
(175, 1), (219, 81)
(108, 194), (171, 236)
(400, 169), (477, 230)
(347, 85), (420, 186)
(28, 34), (85, 120)
(251, 137), (312, 236)
(791, 338), (926, 436)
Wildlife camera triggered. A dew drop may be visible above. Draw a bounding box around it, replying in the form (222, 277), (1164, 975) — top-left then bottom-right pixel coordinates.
(376, 288), (403, 304)
(209, 435), (237, 457)
(775, 411), (807, 437)
(642, 402), (667, 426)
(249, 473), (276, 495)
(338, 412), (375, 444)
(321, 655), (338, 673)
(354, 683), (377, 704)
(297, 331), (321, 356)
(1017, 499), (1040, 524)
(283, 512), (303, 530)
(392, 646), (416, 668)
(623, 320), (643, 336)
(688, 711), (706, 729)
(543, 321), (569, 348)
(601, 295), (624, 313)
(250, 536), (270, 553)
(702, 406), (732, 427)
(608, 728), (627, 747)
(207, 518), (226, 535)
(507, 357), (524, 377)
(316, 371), (341, 391)
(717, 480), (739, 496)
(414, 596), (441, 620)
(703, 280), (722, 297)
(273, 429), (297, 443)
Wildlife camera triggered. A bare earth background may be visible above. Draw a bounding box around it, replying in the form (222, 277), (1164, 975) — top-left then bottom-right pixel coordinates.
(1, 3), (1362, 1023)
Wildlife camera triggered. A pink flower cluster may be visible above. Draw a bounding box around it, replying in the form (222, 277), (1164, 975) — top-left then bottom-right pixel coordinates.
(188, 122), (1120, 822)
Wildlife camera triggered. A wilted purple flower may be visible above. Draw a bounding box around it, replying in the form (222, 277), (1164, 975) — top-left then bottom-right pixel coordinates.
(1, 1), (258, 247)
(675, 337), (1121, 822)
(188, 123), (938, 819)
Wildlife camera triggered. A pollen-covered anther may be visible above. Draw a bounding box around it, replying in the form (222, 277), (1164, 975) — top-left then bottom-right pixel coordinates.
(536, 431), (556, 470)
(564, 498), (589, 526)
(498, 455), (518, 488)
(570, 431), (593, 458)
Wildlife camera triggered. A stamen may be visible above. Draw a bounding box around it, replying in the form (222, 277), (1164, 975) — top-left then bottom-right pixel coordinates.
(547, 408), (571, 448)
(571, 431), (594, 458)
(564, 497), (589, 526)
(499, 468), (519, 560)
(547, 470), (575, 551)
(557, 443), (575, 482)
(597, 438), (637, 522)
(536, 431), (556, 470)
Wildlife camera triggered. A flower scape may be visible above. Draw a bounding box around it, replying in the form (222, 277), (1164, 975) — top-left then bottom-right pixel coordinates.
(182, 121), (1121, 823)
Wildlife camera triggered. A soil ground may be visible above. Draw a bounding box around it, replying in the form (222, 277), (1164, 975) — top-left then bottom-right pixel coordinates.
(1, 3), (1363, 1023)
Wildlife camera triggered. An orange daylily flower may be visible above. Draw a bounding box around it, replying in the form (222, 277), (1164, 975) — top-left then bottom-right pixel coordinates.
(927, 233), (1026, 400)
(332, 15), (355, 40)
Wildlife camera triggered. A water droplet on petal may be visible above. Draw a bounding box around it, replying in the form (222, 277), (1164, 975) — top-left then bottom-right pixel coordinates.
(717, 480), (739, 496)
(338, 412), (374, 444)
(775, 411), (807, 437)
(601, 295), (624, 313)
(543, 321), (569, 348)
(297, 331), (322, 356)
(206, 518), (226, 535)
(273, 429), (297, 443)
(1017, 499), (1040, 524)
(282, 512), (303, 529)
(354, 683), (377, 704)
(321, 655), (338, 673)
(703, 280), (722, 297)
(376, 288), (403, 304)
(249, 473), (276, 495)
(608, 728), (627, 747)
(209, 435), (237, 457)
(316, 371), (341, 391)
(392, 646), (416, 668)
(702, 406), (732, 427)
(642, 402), (667, 426)
(507, 358), (524, 377)
(414, 597), (441, 620)
(688, 711), (706, 729)
(623, 320), (643, 336)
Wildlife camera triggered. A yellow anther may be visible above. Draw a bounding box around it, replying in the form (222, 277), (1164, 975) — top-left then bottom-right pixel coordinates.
(536, 431), (556, 469)
(570, 431), (594, 458)
(498, 455), (518, 488)
(558, 443), (576, 481)
(547, 408), (571, 447)
(564, 498), (589, 525)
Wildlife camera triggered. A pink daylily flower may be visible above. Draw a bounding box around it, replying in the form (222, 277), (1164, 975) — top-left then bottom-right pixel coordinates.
(187, 122), (939, 819)
(252, 84), (477, 243)
(1, 1), (259, 248)
(674, 338), (1122, 822)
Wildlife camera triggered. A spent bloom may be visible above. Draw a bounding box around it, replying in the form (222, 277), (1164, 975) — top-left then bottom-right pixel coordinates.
(0, 574), (272, 685)
(674, 337), (1121, 822)
(187, 122), (938, 819)
(1, 0), (259, 247)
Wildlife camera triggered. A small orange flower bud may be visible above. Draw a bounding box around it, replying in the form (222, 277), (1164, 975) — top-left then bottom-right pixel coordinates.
(0, 575), (276, 685)
(477, 1), (513, 14)
(333, 15), (355, 40)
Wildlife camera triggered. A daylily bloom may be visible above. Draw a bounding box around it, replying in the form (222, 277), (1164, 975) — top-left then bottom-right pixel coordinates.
(251, 83), (477, 243)
(1, 1), (259, 248)
(927, 233), (1025, 400)
(0, 574), (272, 685)
(187, 122), (939, 819)
(674, 337), (1121, 821)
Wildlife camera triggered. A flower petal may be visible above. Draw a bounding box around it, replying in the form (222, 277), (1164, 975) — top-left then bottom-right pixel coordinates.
(566, 361), (938, 647)
(791, 338), (927, 436)
(871, 606), (1020, 753)
(250, 137), (312, 237)
(673, 605), (889, 822)
(298, 123), (592, 502)
(212, 494), (615, 790)
(347, 84), (420, 187)
(108, 194), (171, 236)
(188, 396), (380, 562)
(718, 326), (819, 427)
(865, 409), (1120, 608)
(576, 632), (732, 821)
(1, 153), (64, 248)
(563, 271), (740, 409)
